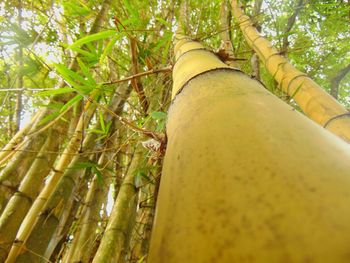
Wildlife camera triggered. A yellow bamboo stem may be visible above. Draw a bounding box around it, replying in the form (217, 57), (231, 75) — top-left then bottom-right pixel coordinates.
(231, 0), (350, 142)
(0, 111), (40, 164)
(5, 97), (97, 263)
(148, 37), (350, 262)
(0, 129), (61, 262)
(13, 83), (132, 262)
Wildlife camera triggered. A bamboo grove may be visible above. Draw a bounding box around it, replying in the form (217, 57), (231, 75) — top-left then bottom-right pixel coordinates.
(0, 0), (349, 262)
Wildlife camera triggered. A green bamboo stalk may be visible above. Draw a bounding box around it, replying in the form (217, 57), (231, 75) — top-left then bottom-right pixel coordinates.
(64, 149), (114, 263)
(91, 145), (143, 263)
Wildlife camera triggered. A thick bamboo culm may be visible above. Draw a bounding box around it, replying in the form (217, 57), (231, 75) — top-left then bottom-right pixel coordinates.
(148, 36), (350, 262)
(231, 0), (350, 143)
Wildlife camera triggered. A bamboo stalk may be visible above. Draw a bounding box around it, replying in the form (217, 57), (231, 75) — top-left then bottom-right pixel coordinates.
(91, 145), (143, 263)
(0, 128), (62, 262)
(5, 98), (97, 263)
(64, 149), (113, 263)
(330, 63), (350, 100)
(148, 36), (350, 262)
(91, 70), (163, 262)
(0, 129), (49, 214)
(0, 111), (40, 163)
(12, 83), (131, 262)
(231, 0), (350, 142)
(250, 0), (262, 79)
(219, 0), (239, 68)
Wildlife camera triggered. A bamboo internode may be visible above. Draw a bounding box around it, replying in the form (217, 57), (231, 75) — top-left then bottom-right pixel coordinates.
(148, 36), (350, 262)
(231, 0), (350, 143)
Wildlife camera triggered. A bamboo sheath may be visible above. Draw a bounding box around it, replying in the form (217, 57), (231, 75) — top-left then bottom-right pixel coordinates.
(148, 37), (350, 262)
(231, 0), (350, 142)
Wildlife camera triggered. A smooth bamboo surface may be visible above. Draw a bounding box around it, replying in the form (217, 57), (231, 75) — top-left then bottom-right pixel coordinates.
(231, 0), (350, 143)
(148, 37), (350, 263)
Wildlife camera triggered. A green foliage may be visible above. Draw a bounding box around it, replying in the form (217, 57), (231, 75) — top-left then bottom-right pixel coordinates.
(69, 30), (117, 49)
(134, 168), (153, 188)
(89, 111), (112, 141)
(0, 0), (347, 146)
(72, 161), (104, 184)
(150, 111), (167, 132)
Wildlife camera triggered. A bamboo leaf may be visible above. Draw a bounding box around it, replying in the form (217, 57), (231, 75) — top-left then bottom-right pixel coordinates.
(99, 111), (106, 132)
(69, 30), (117, 49)
(55, 63), (90, 86)
(150, 111), (167, 132)
(54, 64), (93, 94)
(34, 87), (73, 97)
(99, 35), (119, 64)
(72, 161), (97, 169)
(90, 129), (106, 135)
(137, 255), (147, 263)
(62, 43), (97, 59)
(93, 166), (104, 185)
(77, 58), (95, 85)
(155, 17), (170, 27)
(38, 111), (61, 126)
(150, 111), (167, 120)
(60, 94), (83, 112)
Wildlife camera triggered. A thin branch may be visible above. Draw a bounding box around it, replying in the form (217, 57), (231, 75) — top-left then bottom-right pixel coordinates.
(101, 66), (172, 86)
(130, 37), (149, 113)
(330, 63), (350, 99)
(0, 88), (56, 92)
(281, 0), (306, 54)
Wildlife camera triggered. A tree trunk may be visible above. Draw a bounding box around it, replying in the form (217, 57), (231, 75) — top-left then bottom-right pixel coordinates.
(250, 0), (262, 79)
(281, 0), (305, 55)
(219, 0), (239, 68)
(14, 0), (23, 133)
(330, 63), (350, 100)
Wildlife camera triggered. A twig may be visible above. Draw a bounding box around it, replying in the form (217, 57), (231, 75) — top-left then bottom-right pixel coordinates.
(101, 66), (172, 86)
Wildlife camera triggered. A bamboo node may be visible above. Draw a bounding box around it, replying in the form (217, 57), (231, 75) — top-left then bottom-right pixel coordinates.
(323, 113), (350, 128)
